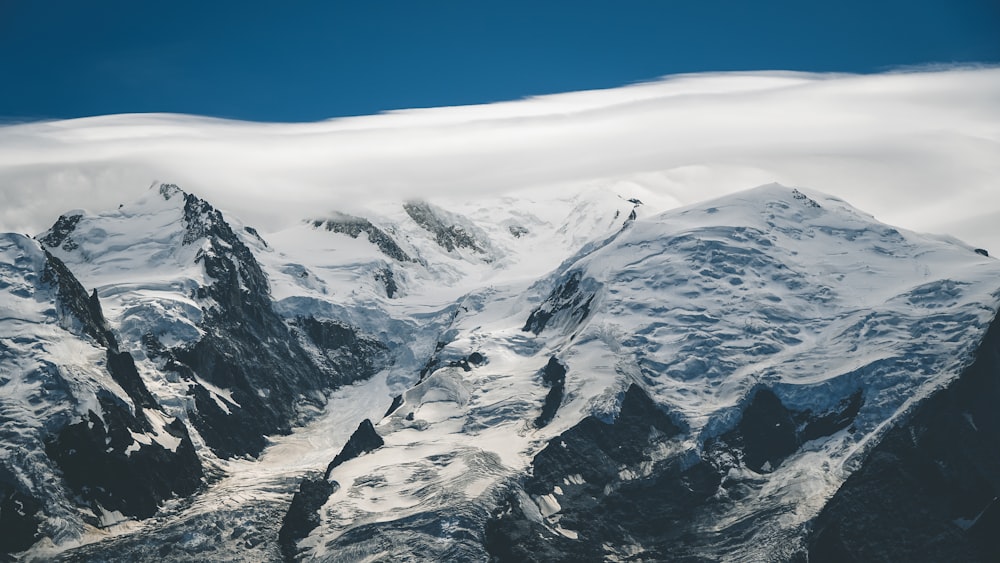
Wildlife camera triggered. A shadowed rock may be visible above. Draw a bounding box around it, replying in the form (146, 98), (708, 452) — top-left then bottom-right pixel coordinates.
(325, 419), (384, 480)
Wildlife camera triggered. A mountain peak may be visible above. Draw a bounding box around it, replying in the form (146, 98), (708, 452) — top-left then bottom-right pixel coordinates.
(8, 183), (1000, 561)
(156, 182), (184, 201)
(37, 212), (84, 252)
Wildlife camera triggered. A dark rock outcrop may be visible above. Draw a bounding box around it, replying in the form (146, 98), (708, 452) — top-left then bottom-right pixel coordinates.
(39, 242), (203, 522)
(373, 266), (398, 298)
(808, 313), (1000, 562)
(486, 385), (696, 562)
(44, 393), (202, 522)
(534, 357), (567, 428)
(38, 213), (82, 251)
(313, 213), (413, 263)
(42, 245), (163, 418)
(487, 379), (869, 561)
(384, 394), (405, 418)
(709, 387), (863, 474)
(508, 225), (529, 238)
(148, 190), (356, 459)
(325, 419), (384, 480)
(292, 316), (391, 385)
(243, 225), (268, 247)
(523, 271), (596, 335)
(165, 323), (321, 460)
(0, 466), (41, 555)
(442, 352), (487, 373)
(40, 251), (117, 350)
(730, 388), (798, 472)
(791, 188), (821, 208)
(277, 477), (339, 562)
(277, 419), (384, 560)
(403, 201), (487, 255)
(797, 391), (863, 444)
(106, 350), (159, 412)
(3, 235), (205, 555)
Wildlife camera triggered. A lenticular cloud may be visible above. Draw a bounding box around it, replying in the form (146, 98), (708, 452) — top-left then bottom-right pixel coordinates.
(1, 67), (998, 250)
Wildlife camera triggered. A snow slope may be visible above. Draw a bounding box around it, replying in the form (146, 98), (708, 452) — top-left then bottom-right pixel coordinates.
(0, 233), (117, 547)
(285, 185), (1000, 560)
(6, 182), (1000, 561)
(0, 234), (200, 554)
(9, 181), (653, 558)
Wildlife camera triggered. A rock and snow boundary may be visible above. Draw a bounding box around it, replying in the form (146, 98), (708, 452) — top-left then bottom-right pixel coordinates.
(3, 182), (999, 561)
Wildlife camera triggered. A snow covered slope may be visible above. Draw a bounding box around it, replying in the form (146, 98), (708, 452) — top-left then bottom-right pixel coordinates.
(38, 184), (392, 463)
(275, 185), (1000, 561)
(0, 234), (201, 555)
(480, 186), (1000, 560)
(4, 183), (1000, 561)
(6, 181), (650, 558)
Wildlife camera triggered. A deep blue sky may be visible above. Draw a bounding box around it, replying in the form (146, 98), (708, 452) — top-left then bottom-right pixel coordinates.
(1, 0), (998, 122)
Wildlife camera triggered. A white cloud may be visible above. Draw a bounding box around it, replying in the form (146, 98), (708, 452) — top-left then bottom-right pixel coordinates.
(1, 67), (998, 251)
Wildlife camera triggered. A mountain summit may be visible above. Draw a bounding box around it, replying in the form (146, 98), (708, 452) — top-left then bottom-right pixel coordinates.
(3, 183), (999, 561)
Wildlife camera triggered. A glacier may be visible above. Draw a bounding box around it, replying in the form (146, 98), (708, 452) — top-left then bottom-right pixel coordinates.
(1, 181), (999, 561)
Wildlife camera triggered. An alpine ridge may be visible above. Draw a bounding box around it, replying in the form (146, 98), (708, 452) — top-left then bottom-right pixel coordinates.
(1, 182), (998, 562)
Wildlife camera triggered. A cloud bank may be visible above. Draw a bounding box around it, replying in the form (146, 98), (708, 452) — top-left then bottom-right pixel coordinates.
(1, 68), (998, 251)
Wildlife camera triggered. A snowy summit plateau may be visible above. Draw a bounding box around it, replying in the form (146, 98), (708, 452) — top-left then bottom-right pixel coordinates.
(2, 68), (1000, 562)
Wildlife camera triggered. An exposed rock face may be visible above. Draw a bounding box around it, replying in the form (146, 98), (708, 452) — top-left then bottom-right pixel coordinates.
(325, 419), (384, 479)
(522, 271), (596, 335)
(38, 213), (82, 251)
(486, 378), (875, 561)
(487, 385), (688, 561)
(40, 249), (117, 350)
(808, 313), (1000, 562)
(712, 388), (799, 473)
(106, 349), (159, 411)
(0, 235), (204, 556)
(150, 295), (319, 456)
(373, 266), (398, 298)
(44, 397), (202, 521)
(0, 466), (41, 554)
(706, 387), (862, 475)
(278, 419), (384, 560)
(508, 224), (529, 238)
(791, 188), (821, 208)
(313, 213), (413, 263)
(39, 249), (204, 523)
(147, 191), (365, 458)
(403, 200), (488, 255)
(278, 477), (339, 562)
(534, 357), (567, 428)
(292, 316), (391, 384)
(243, 225), (268, 247)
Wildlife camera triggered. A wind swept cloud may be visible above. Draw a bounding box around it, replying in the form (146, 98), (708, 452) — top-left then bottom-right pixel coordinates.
(1, 67), (998, 250)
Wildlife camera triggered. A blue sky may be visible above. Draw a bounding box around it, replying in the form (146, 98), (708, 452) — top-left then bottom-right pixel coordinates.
(1, 0), (998, 122)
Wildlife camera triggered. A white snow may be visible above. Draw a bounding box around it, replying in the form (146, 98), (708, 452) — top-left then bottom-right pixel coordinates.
(7, 180), (1000, 560)
(287, 184), (1000, 558)
(0, 233), (193, 550)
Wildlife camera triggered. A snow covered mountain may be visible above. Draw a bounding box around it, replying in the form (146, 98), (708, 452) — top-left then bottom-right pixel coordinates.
(0, 233), (201, 554)
(2, 182), (1000, 561)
